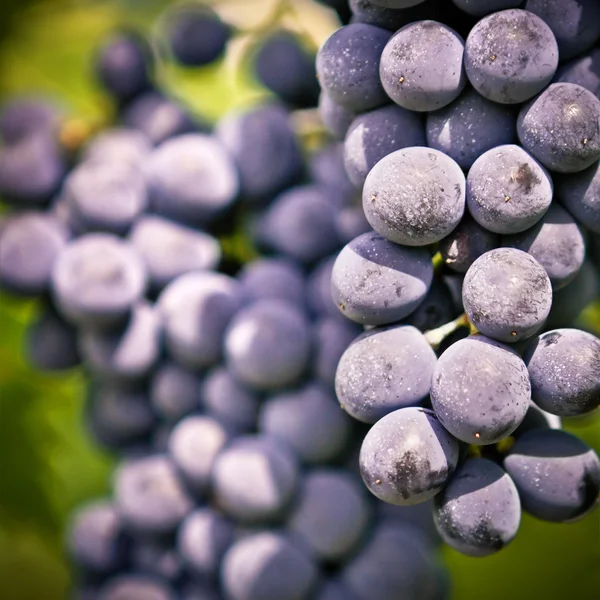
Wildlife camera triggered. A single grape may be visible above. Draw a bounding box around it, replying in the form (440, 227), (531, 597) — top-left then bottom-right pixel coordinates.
(440, 212), (499, 273)
(336, 325), (437, 423)
(149, 361), (201, 423)
(524, 328), (600, 417)
(524, 0), (600, 62)
(379, 20), (466, 112)
(201, 367), (260, 433)
(177, 507), (235, 580)
(129, 215), (221, 292)
(224, 299), (311, 391)
(319, 92), (356, 140)
(157, 271), (243, 370)
(555, 160), (600, 234)
(462, 248), (552, 342)
(82, 128), (151, 167)
(221, 532), (318, 600)
(517, 83), (600, 173)
(217, 104), (304, 202)
(430, 335), (531, 444)
(316, 23), (392, 112)
(554, 48), (600, 98)
(255, 32), (320, 108)
(130, 538), (183, 582)
(331, 231), (433, 325)
(344, 104), (426, 187)
(504, 429), (600, 522)
(434, 457), (521, 557)
(67, 501), (127, 574)
(466, 144), (553, 235)
(259, 382), (352, 464)
(165, 6), (230, 67)
(52, 233), (147, 329)
(307, 255), (341, 320)
(359, 407), (459, 505)
(464, 9), (558, 104)
(0, 98), (61, 145)
(0, 212), (68, 295)
(503, 203), (585, 289)
(309, 143), (355, 201)
(362, 147), (465, 246)
(114, 454), (193, 534)
(98, 575), (175, 600)
(168, 415), (231, 496)
(452, 0), (522, 17)
(426, 87), (517, 169)
(287, 470), (371, 562)
(211, 436), (299, 524)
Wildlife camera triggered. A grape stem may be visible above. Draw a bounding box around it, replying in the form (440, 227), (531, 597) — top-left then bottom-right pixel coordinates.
(424, 313), (471, 349)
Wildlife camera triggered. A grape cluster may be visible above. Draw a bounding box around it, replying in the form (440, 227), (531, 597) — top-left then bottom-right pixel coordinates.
(0, 3), (449, 600)
(318, 0), (600, 559)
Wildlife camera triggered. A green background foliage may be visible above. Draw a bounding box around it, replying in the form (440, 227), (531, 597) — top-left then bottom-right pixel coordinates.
(0, 1), (598, 598)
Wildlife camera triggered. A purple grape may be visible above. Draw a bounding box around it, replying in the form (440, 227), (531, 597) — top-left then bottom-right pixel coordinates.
(554, 48), (600, 98)
(426, 87), (517, 169)
(336, 325), (437, 423)
(464, 9), (558, 104)
(331, 231), (434, 325)
(452, 0), (522, 16)
(149, 361), (201, 422)
(343, 104), (426, 187)
(517, 83), (600, 173)
(462, 248), (552, 342)
(363, 147), (465, 246)
(0, 98), (61, 145)
(82, 128), (151, 167)
(555, 161), (600, 234)
(359, 407), (459, 505)
(504, 429), (600, 522)
(430, 335), (531, 444)
(319, 92), (356, 141)
(316, 24), (392, 112)
(524, 328), (600, 417)
(434, 458), (521, 557)
(379, 20), (466, 112)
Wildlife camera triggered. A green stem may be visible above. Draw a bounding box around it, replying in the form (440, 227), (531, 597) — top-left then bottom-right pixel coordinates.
(424, 313), (470, 349)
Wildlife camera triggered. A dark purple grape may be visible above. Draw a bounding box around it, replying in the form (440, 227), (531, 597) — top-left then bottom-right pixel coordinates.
(555, 161), (600, 234)
(149, 361), (201, 422)
(554, 48), (600, 98)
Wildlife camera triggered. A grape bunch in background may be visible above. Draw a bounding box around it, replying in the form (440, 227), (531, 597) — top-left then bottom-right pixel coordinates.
(0, 2), (453, 600)
(316, 0), (600, 561)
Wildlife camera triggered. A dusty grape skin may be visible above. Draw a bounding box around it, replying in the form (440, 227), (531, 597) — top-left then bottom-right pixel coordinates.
(524, 0), (600, 62)
(0, 212), (68, 296)
(177, 508), (234, 579)
(503, 429), (600, 522)
(462, 248), (552, 342)
(331, 231), (433, 325)
(440, 212), (499, 274)
(434, 458), (521, 557)
(316, 24), (392, 113)
(466, 144), (553, 235)
(114, 455), (193, 534)
(517, 83), (600, 173)
(341, 519), (440, 600)
(168, 415), (231, 495)
(343, 104), (426, 187)
(51, 233), (147, 329)
(503, 203), (585, 290)
(259, 383), (352, 465)
(224, 299), (311, 391)
(451, 0), (522, 17)
(464, 9), (558, 104)
(319, 92), (356, 140)
(523, 329), (600, 417)
(221, 532), (318, 600)
(379, 21), (466, 112)
(362, 147), (465, 246)
(129, 215), (221, 293)
(211, 436), (299, 524)
(359, 407), (459, 505)
(430, 335), (531, 445)
(158, 271), (243, 370)
(554, 48), (600, 99)
(426, 87), (517, 170)
(335, 326), (437, 423)
(286, 470), (372, 562)
(555, 161), (600, 234)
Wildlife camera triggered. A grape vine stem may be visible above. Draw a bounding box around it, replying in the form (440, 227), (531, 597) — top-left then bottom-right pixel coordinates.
(424, 313), (471, 349)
